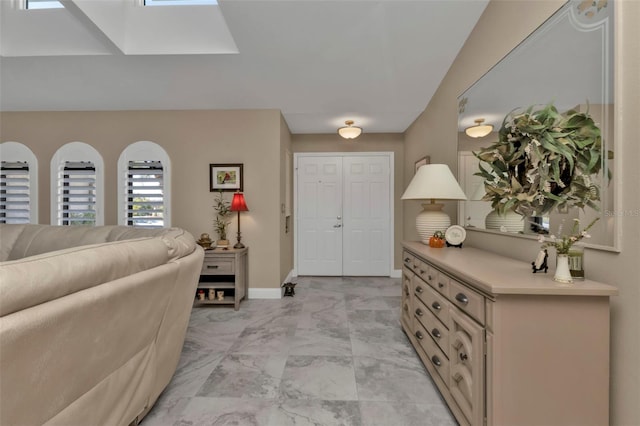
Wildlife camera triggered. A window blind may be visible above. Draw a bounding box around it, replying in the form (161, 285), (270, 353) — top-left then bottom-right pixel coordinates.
(60, 161), (96, 226)
(1, 161), (30, 224)
(127, 160), (164, 228)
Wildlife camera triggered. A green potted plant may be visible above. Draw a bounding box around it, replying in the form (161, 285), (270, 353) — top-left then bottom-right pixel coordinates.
(213, 191), (233, 246)
(474, 103), (606, 218)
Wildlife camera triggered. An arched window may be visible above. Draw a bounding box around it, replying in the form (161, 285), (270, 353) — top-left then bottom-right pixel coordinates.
(0, 142), (38, 224)
(51, 142), (104, 226)
(117, 141), (171, 228)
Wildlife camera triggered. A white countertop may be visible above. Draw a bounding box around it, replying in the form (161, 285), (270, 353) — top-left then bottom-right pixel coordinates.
(403, 241), (618, 297)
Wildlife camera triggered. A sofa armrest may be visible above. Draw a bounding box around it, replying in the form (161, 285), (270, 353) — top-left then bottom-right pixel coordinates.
(106, 227), (197, 261)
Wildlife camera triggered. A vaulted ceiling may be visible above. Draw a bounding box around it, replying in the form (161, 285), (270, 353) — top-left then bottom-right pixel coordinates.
(0, 0), (489, 134)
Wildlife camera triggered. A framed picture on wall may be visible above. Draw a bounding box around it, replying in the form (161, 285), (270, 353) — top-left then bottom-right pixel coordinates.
(414, 156), (430, 174)
(209, 163), (243, 192)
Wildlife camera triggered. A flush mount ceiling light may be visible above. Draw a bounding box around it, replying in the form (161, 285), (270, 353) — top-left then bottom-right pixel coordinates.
(465, 118), (493, 138)
(338, 120), (362, 139)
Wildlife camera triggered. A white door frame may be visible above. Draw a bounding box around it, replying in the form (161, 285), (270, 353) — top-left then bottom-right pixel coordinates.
(293, 152), (394, 277)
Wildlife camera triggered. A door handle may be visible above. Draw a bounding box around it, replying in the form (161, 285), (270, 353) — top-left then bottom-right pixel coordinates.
(333, 224), (342, 228)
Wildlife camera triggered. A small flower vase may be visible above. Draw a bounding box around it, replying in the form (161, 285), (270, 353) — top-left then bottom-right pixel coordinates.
(568, 245), (585, 280)
(554, 254), (573, 284)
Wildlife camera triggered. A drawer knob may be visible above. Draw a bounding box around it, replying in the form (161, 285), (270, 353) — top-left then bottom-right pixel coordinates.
(415, 308), (424, 317)
(207, 265), (219, 269)
(428, 275), (433, 281)
(419, 269), (425, 275)
(431, 328), (441, 339)
(455, 293), (469, 305)
(431, 301), (441, 311)
(431, 355), (442, 367)
(438, 282), (445, 288)
(404, 257), (410, 262)
(403, 304), (409, 312)
(416, 286), (424, 294)
(415, 331), (424, 340)
(459, 352), (468, 362)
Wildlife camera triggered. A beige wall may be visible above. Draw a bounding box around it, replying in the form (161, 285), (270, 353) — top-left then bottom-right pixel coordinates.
(403, 1), (640, 424)
(0, 109), (285, 290)
(292, 133), (404, 271)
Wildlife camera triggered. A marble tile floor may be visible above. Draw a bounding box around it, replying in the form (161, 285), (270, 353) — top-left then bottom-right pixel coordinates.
(141, 276), (457, 426)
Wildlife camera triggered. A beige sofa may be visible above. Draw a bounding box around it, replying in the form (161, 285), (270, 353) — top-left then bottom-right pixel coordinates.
(0, 224), (204, 426)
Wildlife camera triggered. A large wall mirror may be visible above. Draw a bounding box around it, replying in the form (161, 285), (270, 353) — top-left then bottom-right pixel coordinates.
(457, 0), (618, 251)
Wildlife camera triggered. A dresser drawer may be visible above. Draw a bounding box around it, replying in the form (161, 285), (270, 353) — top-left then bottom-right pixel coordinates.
(413, 318), (450, 387)
(414, 297), (449, 356)
(201, 257), (235, 275)
(412, 259), (428, 279)
(449, 278), (485, 325)
(402, 252), (415, 270)
(434, 271), (450, 297)
(415, 279), (450, 328)
(402, 267), (413, 298)
(418, 264), (437, 288)
(401, 268), (413, 329)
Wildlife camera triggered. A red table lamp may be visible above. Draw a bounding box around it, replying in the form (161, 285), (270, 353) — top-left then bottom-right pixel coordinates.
(230, 192), (249, 249)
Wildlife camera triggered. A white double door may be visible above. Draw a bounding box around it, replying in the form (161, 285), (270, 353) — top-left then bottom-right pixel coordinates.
(296, 154), (392, 276)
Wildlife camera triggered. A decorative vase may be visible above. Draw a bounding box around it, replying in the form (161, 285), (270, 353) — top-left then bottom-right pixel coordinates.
(554, 254), (573, 284)
(568, 245), (585, 280)
(485, 209), (524, 233)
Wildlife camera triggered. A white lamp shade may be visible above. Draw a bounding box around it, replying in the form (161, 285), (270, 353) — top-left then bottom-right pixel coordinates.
(401, 164), (467, 244)
(465, 119), (493, 138)
(338, 120), (362, 139)
(401, 164), (467, 201)
(465, 124), (493, 138)
(338, 126), (362, 139)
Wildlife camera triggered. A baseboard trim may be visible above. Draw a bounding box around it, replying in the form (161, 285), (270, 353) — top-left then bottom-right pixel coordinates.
(248, 288), (282, 299)
(390, 269), (402, 278)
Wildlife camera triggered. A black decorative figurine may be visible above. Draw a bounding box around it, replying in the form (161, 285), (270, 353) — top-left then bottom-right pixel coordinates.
(531, 249), (549, 273)
(282, 282), (297, 297)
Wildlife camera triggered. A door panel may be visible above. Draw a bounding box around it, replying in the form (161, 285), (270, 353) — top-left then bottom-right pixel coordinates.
(449, 306), (485, 426)
(343, 156), (390, 276)
(297, 156), (343, 276)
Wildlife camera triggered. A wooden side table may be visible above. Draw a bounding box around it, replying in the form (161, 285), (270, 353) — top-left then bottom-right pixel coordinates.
(195, 247), (248, 310)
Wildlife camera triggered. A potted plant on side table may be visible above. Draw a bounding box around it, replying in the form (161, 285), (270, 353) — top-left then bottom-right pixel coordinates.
(213, 190), (233, 247)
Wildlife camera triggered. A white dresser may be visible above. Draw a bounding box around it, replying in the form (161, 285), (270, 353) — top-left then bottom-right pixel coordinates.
(402, 242), (617, 426)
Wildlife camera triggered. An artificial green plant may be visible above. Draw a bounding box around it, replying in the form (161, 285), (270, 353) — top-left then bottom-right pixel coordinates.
(474, 103), (606, 217)
(213, 190), (233, 241)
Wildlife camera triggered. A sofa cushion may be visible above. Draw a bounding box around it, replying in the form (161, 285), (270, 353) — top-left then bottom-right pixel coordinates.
(0, 237), (169, 317)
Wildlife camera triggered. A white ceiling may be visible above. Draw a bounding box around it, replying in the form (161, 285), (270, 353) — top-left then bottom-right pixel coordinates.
(0, 0), (489, 134)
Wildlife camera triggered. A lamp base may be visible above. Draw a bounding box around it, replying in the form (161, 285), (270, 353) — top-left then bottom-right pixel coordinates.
(234, 231), (245, 249)
(416, 203), (451, 245)
(485, 209), (523, 233)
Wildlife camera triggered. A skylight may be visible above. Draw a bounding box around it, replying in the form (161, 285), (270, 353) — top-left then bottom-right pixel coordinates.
(26, 0), (64, 9)
(144, 0), (217, 6)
